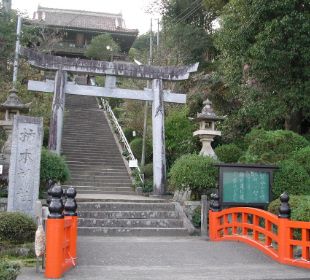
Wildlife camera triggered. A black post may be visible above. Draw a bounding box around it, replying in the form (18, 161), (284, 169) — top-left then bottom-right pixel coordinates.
(48, 184), (64, 219)
(278, 192), (291, 219)
(210, 193), (221, 212)
(64, 187), (77, 216)
(46, 179), (56, 205)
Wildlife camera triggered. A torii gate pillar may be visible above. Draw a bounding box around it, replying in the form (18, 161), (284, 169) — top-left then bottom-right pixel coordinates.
(49, 70), (66, 154)
(152, 79), (166, 195)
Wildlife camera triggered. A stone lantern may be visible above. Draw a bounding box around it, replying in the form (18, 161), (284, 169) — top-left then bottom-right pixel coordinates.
(0, 89), (29, 160)
(193, 99), (224, 158)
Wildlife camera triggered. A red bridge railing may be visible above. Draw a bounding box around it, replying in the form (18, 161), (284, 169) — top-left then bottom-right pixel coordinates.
(209, 193), (310, 269)
(45, 185), (78, 279)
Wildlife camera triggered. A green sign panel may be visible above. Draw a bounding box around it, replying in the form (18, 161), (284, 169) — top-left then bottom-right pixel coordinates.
(216, 163), (277, 207)
(223, 171), (269, 204)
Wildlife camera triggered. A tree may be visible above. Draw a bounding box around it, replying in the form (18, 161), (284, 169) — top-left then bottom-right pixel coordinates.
(214, 0), (310, 134)
(85, 34), (120, 61)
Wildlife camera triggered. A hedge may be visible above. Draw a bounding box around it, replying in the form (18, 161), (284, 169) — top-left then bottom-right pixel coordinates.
(215, 143), (243, 163)
(0, 212), (36, 244)
(168, 154), (218, 198)
(272, 160), (310, 198)
(40, 149), (70, 185)
(0, 260), (20, 280)
(241, 129), (309, 164)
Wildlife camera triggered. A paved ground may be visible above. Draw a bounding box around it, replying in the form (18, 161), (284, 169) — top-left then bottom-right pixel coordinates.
(18, 236), (309, 280)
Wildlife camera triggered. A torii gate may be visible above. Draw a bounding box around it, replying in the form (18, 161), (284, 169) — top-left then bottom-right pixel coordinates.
(19, 47), (198, 195)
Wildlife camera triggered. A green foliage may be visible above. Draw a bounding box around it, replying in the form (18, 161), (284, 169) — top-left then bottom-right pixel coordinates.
(240, 129), (309, 164)
(192, 206), (201, 228)
(143, 163), (153, 180)
(168, 154), (218, 197)
(123, 128), (135, 143)
(40, 149), (70, 184)
(291, 146), (310, 175)
(0, 212), (36, 244)
(215, 143), (243, 163)
(214, 0), (310, 133)
(0, 260), (20, 280)
(273, 160), (310, 198)
(142, 179), (153, 193)
(85, 34), (120, 61)
(165, 106), (198, 169)
(268, 195), (310, 222)
(129, 138), (152, 164)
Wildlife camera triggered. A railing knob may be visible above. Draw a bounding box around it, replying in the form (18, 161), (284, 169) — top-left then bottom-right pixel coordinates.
(64, 187), (77, 216)
(210, 193), (221, 212)
(46, 179), (56, 205)
(278, 192), (291, 219)
(48, 184), (64, 219)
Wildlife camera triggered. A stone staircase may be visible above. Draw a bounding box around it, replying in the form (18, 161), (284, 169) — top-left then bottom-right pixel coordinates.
(61, 94), (193, 236)
(62, 94), (133, 195)
(78, 199), (191, 236)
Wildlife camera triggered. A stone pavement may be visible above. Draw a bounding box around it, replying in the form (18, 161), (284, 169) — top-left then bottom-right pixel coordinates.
(18, 236), (309, 280)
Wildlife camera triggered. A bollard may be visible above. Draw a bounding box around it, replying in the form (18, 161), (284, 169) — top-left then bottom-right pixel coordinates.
(64, 187), (78, 265)
(45, 184), (64, 279)
(210, 193), (220, 212)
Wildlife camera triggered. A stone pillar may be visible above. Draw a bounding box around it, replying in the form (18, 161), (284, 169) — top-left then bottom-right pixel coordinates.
(48, 70), (66, 154)
(152, 79), (166, 195)
(199, 135), (217, 158)
(201, 195), (209, 237)
(7, 116), (43, 216)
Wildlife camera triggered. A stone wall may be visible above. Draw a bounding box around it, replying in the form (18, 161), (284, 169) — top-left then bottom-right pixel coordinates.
(0, 198), (7, 211)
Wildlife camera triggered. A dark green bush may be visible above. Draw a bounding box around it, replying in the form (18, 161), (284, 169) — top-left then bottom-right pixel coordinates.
(42, 126), (49, 148)
(143, 163), (153, 179)
(192, 206), (201, 228)
(40, 149), (70, 185)
(291, 146), (310, 175)
(142, 179), (153, 193)
(0, 260), (20, 280)
(165, 106), (199, 169)
(272, 160), (310, 198)
(168, 154), (218, 198)
(129, 138), (152, 163)
(268, 195), (310, 222)
(0, 213), (36, 244)
(241, 129), (309, 164)
(215, 143), (243, 163)
(123, 128), (135, 143)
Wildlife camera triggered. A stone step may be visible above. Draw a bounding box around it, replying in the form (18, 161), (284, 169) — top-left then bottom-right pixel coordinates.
(78, 227), (189, 236)
(78, 210), (179, 219)
(70, 186), (132, 192)
(78, 218), (183, 228)
(78, 202), (176, 212)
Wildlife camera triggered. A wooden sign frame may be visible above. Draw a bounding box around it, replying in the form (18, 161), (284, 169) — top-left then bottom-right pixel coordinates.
(215, 163), (278, 209)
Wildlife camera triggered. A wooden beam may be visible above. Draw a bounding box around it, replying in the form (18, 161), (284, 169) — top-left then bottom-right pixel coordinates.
(20, 47), (199, 81)
(28, 80), (187, 104)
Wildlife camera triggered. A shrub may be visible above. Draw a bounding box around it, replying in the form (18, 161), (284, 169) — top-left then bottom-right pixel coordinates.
(272, 160), (310, 198)
(129, 138), (152, 163)
(142, 179), (153, 193)
(241, 129), (309, 164)
(40, 149), (70, 185)
(0, 260), (20, 280)
(168, 154), (218, 198)
(291, 146), (310, 175)
(192, 206), (201, 228)
(0, 212), (36, 244)
(215, 143), (243, 163)
(123, 128), (135, 143)
(143, 163), (153, 179)
(268, 195), (310, 222)
(165, 106), (199, 169)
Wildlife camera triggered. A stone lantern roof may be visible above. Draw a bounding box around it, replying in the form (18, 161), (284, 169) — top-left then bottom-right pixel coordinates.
(0, 89), (29, 112)
(196, 99), (224, 121)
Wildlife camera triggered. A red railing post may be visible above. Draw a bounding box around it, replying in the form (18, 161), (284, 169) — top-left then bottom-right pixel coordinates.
(64, 187), (78, 264)
(45, 184), (65, 279)
(277, 192), (291, 263)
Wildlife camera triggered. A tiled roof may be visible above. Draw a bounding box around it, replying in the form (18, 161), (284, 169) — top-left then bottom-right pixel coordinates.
(32, 6), (138, 34)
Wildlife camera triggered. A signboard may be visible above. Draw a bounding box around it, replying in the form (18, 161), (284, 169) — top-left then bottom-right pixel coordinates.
(0, 165), (3, 175)
(215, 163), (278, 208)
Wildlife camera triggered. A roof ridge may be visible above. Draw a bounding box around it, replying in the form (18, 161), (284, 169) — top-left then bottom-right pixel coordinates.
(37, 6), (123, 18)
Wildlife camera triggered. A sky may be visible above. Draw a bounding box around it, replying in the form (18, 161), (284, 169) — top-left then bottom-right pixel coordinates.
(12, 0), (161, 34)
